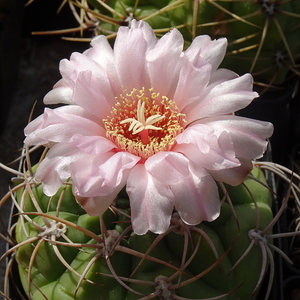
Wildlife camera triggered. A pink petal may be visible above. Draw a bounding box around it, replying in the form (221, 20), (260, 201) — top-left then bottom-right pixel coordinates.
(130, 19), (158, 47)
(85, 35), (114, 65)
(73, 187), (120, 217)
(70, 152), (114, 197)
(146, 28), (183, 97)
(173, 55), (212, 110)
(208, 158), (254, 186)
(185, 73), (258, 123)
(44, 84), (74, 105)
(59, 52), (106, 90)
(127, 164), (174, 235)
(97, 151), (140, 189)
(84, 35), (122, 96)
(175, 129), (241, 171)
(24, 106), (104, 147)
(172, 166), (220, 224)
(198, 115), (274, 160)
(72, 70), (115, 119)
(114, 20), (156, 90)
(209, 68), (238, 85)
(185, 36), (227, 72)
(71, 134), (116, 155)
(145, 151), (190, 185)
(34, 143), (85, 196)
(71, 151), (140, 197)
(176, 123), (214, 153)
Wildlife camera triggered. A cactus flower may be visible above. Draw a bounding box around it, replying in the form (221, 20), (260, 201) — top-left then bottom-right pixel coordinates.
(24, 20), (273, 235)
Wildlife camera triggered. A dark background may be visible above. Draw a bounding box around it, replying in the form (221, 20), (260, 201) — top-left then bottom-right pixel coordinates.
(0, 0), (88, 191)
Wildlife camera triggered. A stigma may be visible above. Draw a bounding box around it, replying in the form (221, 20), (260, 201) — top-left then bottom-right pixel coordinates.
(120, 99), (165, 144)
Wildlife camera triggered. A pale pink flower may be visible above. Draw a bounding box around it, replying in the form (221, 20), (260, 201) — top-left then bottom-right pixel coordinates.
(24, 20), (273, 235)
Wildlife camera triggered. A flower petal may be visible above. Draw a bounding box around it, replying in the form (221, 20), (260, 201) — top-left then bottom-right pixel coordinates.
(127, 164), (174, 235)
(60, 52), (104, 87)
(84, 35), (121, 96)
(44, 82), (74, 105)
(172, 166), (220, 224)
(173, 55), (212, 110)
(24, 106), (104, 147)
(130, 19), (158, 46)
(71, 151), (140, 197)
(73, 187), (119, 217)
(72, 70), (115, 119)
(145, 151), (190, 185)
(70, 152), (115, 198)
(71, 134), (116, 155)
(185, 35), (227, 72)
(176, 123), (241, 170)
(146, 28), (183, 97)
(114, 20), (156, 90)
(207, 158), (253, 186)
(185, 73), (258, 122)
(97, 151), (140, 190)
(198, 115), (274, 160)
(34, 143), (85, 196)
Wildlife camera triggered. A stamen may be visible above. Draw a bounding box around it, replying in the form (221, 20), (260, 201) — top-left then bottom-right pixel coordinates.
(120, 99), (165, 143)
(103, 88), (186, 160)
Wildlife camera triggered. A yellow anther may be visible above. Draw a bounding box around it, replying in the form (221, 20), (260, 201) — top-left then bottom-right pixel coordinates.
(103, 88), (185, 160)
(120, 99), (165, 136)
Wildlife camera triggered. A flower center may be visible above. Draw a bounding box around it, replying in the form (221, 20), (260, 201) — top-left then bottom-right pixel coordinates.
(103, 88), (186, 161)
(120, 99), (165, 144)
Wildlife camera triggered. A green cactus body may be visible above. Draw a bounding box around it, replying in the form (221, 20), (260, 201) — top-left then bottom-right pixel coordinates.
(14, 166), (273, 299)
(89, 0), (300, 87)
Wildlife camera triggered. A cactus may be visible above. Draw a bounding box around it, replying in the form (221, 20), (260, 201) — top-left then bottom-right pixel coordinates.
(0, 160), (279, 299)
(1, 155), (300, 300)
(54, 0), (300, 89)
